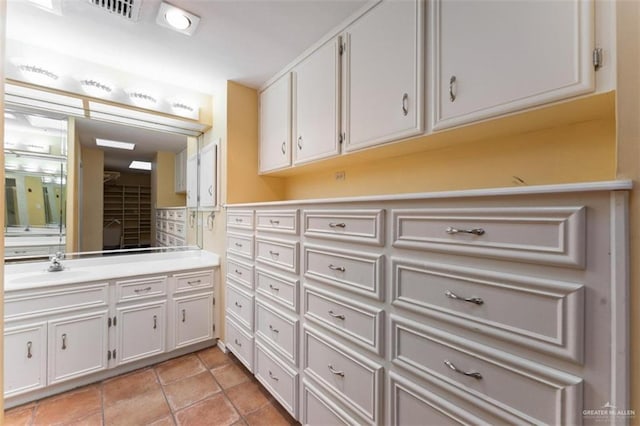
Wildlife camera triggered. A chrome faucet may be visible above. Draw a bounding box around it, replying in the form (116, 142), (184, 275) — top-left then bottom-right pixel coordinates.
(48, 252), (64, 272)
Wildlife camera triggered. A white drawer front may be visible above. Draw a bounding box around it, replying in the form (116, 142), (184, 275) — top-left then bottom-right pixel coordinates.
(303, 209), (384, 246)
(303, 327), (383, 423)
(175, 270), (214, 293)
(225, 316), (254, 372)
(302, 379), (362, 426)
(304, 286), (383, 355)
(388, 372), (496, 426)
(304, 245), (384, 300)
(392, 207), (586, 267)
(255, 342), (299, 418)
(5, 284), (109, 320)
(227, 232), (254, 260)
(174, 223), (186, 238)
(256, 268), (299, 313)
(227, 257), (255, 290)
(168, 221), (176, 233)
(390, 316), (582, 425)
(255, 300), (298, 365)
(167, 210), (176, 220)
(227, 209), (254, 230)
(116, 276), (167, 302)
(226, 284), (254, 331)
(174, 209), (186, 221)
(256, 210), (299, 235)
(391, 258), (584, 362)
(255, 238), (299, 274)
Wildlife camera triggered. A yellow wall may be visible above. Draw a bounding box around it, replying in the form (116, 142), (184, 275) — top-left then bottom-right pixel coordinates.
(614, 0), (640, 420)
(65, 117), (80, 253)
(153, 151), (186, 208)
(80, 147), (104, 252)
(285, 117), (616, 199)
(24, 176), (46, 226)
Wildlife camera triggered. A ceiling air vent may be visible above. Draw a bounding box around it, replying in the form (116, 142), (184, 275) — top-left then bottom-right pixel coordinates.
(87, 0), (141, 21)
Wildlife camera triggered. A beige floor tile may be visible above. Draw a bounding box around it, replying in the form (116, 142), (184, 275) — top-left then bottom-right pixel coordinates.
(225, 381), (272, 416)
(163, 370), (221, 411)
(148, 415), (177, 426)
(244, 403), (296, 426)
(103, 368), (160, 407)
(210, 363), (251, 390)
(33, 385), (102, 425)
(197, 346), (232, 369)
(65, 411), (104, 426)
(155, 354), (206, 385)
(104, 388), (170, 426)
(4, 403), (35, 426)
(175, 394), (240, 426)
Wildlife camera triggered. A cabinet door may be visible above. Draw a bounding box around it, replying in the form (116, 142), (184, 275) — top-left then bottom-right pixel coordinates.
(4, 322), (47, 397)
(174, 148), (187, 193)
(199, 143), (217, 208)
(186, 153), (198, 208)
(344, 0), (424, 152)
(48, 310), (109, 385)
(293, 39), (341, 165)
(115, 302), (166, 366)
(259, 73), (292, 173)
(174, 292), (214, 348)
(432, 0), (594, 130)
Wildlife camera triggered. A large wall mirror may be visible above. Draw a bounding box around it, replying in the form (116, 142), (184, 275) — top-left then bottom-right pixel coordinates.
(4, 90), (208, 261)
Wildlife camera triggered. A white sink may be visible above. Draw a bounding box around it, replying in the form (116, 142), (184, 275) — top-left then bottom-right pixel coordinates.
(9, 269), (90, 285)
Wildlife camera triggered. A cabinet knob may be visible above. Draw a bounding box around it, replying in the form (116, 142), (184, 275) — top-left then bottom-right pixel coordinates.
(402, 93), (409, 116)
(449, 75), (457, 102)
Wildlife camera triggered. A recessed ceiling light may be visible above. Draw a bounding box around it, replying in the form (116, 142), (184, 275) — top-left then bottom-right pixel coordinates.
(96, 138), (136, 150)
(129, 160), (152, 171)
(156, 2), (200, 36)
(80, 79), (113, 97)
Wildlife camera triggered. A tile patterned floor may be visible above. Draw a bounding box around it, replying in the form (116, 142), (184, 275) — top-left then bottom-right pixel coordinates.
(4, 347), (299, 426)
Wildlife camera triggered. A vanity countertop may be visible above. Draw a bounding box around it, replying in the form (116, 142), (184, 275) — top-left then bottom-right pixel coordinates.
(4, 249), (220, 291)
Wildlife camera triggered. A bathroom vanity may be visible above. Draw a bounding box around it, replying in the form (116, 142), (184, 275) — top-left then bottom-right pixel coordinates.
(3, 249), (219, 408)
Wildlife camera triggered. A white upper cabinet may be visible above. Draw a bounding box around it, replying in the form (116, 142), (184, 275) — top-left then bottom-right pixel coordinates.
(343, 0), (424, 152)
(431, 0), (595, 130)
(259, 74), (292, 173)
(174, 148), (187, 194)
(186, 153), (198, 209)
(199, 142), (217, 208)
(293, 39), (341, 165)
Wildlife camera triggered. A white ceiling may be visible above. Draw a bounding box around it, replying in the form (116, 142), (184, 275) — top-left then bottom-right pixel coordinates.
(6, 0), (368, 93)
(6, 0), (367, 172)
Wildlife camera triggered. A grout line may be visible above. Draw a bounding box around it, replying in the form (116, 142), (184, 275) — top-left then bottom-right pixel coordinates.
(152, 366), (178, 426)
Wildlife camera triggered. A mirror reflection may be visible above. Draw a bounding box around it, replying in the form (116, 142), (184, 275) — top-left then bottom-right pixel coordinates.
(4, 107), (67, 259)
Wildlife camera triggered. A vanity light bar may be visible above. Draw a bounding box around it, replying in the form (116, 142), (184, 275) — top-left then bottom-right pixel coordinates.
(129, 160), (152, 170)
(96, 138), (136, 150)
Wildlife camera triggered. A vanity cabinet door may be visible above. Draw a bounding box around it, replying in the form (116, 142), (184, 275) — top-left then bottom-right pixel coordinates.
(174, 292), (214, 348)
(259, 73), (292, 173)
(199, 143), (217, 208)
(4, 322), (47, 397)
(48, 310), (109, 385)
(115, 302), (166, 366)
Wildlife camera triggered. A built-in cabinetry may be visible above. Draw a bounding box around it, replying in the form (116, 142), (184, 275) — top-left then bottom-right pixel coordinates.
(155, 207), (187, 247)
(225, 182), (630, 424)
(174, 147), (187, 194)
(259, 0), (601, 173)
(104, 184), (151, 248)
(4, 260), (216, 406)
(186, 143), (217, 208)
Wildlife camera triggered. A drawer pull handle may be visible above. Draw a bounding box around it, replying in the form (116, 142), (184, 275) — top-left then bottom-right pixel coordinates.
(269, 324), (279, 333)
(449, 75), (457, 102)
(134, 286), (152, 293)
(235, 242), (243, 247)
(445, 290), (484, 306)
(27, 341), (33, 359)
(445, 226), (485, 236)
(269, 284), (280, 292)
(187, 279), (202, 285)
(328, 264), (346, 272)
(235, 269), (243, 275)
(235, 301), (243, 308)
(153, 315), (158, 330)
(328, 364), (345, 377)
(328, 310), (345, 320)
(444, 360), (482, 380)
(328, 222), (346, 228)
(182, 309), (186, 322)
(402, 93), (409, 116)
(61, 334), (67, 350)
(234, 338), (242, 347)
(269, 370), (279, 381)
(269, 219), (280, 225)
(269, 250), (279, 257)
(235, 218), (243, 222)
